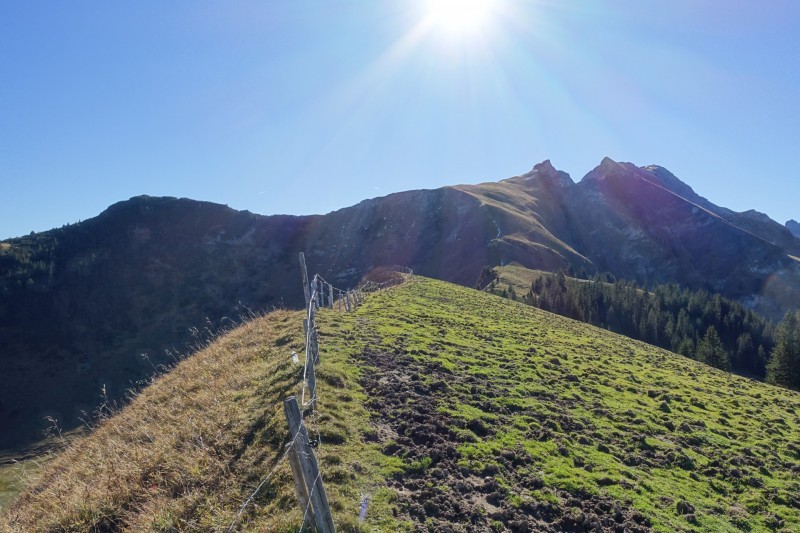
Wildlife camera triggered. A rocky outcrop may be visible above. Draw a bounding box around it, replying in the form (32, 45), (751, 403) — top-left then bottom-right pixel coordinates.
(787, 219), (800, 238)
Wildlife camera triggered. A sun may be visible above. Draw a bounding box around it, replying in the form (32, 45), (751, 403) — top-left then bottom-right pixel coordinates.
(423, 0), (499, 37)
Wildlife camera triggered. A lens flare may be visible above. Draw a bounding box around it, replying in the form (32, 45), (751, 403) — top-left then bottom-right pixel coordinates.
(424, 0), (499, 36)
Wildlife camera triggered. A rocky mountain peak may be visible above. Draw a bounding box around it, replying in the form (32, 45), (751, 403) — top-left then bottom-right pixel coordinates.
(787, 219), (800, 238)
(740, 210), (773, 224)
(579, 158), (608, 183)
(519, 159), (574, 188)
(533, 159), (557, 175)
(579, 157), (642, 184)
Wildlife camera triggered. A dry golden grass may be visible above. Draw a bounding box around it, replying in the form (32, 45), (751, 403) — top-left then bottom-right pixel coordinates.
(0, 310), (309, 532)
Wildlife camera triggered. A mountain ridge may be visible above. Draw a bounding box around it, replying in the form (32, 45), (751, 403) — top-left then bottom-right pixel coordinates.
(1, 157), (798, 451)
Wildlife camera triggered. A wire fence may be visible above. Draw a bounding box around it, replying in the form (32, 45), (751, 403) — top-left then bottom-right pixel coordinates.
(227, 254), (413, 532)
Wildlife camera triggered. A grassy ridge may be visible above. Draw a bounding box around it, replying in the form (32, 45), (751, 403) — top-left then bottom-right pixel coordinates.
(0, 309), (391, 531)
(318, 277), (800, 531)
(3, 277), (800, 531)
(1, 310), (306, 531)
(1, 303), (404, 532)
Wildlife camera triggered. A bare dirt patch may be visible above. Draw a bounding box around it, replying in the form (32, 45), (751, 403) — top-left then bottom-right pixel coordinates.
(358, 346), (653, 532)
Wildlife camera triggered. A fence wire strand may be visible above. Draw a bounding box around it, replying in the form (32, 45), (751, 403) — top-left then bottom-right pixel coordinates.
(229, 264), (413, 531)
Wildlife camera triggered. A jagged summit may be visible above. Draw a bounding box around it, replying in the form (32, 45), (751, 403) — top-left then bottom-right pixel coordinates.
(579, 156), (648, 184)
(788, 219), (800, 238)
(579, 158), (697, 200)
(517, 159), (574, 188)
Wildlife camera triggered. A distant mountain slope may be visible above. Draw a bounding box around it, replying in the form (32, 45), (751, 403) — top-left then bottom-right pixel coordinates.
(4, 278), (799, 531)
(2, 158), (799, 451)
(459, 158), (800, 312)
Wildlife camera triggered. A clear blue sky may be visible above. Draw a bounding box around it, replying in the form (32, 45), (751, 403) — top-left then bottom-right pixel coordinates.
(2, 0), (799, 239)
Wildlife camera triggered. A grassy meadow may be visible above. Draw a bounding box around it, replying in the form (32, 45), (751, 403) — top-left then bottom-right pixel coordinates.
(2, 276), (799, 531)
(318, 277), (800, 531)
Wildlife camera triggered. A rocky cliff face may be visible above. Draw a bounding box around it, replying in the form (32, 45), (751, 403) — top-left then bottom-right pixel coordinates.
(566, 158), (800, 311)
(2, 159), (798, 450)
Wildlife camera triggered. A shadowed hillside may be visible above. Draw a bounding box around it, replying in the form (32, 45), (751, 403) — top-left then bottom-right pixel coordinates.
(2, 159), (799, 451)
(3, 278), (799, 531)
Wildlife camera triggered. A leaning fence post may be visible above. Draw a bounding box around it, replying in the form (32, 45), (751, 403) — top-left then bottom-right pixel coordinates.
(299, 253), (311, 309)
(316, 279), (323, 308)
(283, 397), (336, 533)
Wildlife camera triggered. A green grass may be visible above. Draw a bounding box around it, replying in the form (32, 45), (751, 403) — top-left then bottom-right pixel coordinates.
(317, 277), (800, 532)
(0, 463), (38, 512)
(490, 263), (549, 295)
(4, 276), (799, 531)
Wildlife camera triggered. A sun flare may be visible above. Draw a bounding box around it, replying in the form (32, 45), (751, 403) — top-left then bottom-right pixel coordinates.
(424, 0), (499, 37)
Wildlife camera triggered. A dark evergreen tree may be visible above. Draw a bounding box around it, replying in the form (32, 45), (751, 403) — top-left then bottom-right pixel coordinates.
(503, 270), (776, 379)
(766, 311), (800, 390)
(697, 326), (730, 371)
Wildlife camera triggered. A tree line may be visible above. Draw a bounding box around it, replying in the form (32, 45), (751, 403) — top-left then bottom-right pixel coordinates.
(482, 268), (800, 390)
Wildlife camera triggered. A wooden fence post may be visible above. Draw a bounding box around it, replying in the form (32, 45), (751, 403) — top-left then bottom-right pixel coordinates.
(306, 355), (317, 410)
(329, 285), (334, 309)
(308, 306), (318, 364)
(299, 253), (311, 309)
(345, 291), (352, 312)
(283, 397), (336, 533)
(285, 442), (314, 531)
(312, 326), (320, 365)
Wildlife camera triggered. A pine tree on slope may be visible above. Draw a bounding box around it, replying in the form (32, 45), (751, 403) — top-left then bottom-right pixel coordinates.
(697, 326), (730, 371)
(766, 311), (800, 390)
